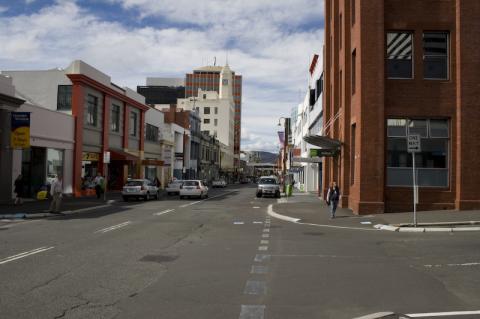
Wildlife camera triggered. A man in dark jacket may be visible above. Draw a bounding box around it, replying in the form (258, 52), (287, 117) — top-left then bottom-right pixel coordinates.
(14, 174), (24, 205)
(326, 181), (340, 219)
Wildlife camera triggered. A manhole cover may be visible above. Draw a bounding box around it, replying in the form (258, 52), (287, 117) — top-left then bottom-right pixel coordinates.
(140, 254), (178, 263)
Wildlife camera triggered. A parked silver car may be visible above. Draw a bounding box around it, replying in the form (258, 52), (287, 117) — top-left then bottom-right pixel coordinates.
(122, 179), (159, 201)
(256, 176), (280, 198)
(166, 180), (183, 195)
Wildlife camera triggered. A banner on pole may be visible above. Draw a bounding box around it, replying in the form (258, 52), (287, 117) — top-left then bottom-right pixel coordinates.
(11, 112), (30, 149)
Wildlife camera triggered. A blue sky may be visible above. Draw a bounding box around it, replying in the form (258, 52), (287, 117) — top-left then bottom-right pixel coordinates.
(0, 0), (324, 152)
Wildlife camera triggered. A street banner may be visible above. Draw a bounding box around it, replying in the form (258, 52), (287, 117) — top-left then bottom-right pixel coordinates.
(10, 112), (30, 149)
(277, 131), (285, 144)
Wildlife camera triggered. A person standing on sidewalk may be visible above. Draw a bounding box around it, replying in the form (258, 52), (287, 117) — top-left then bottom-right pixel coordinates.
(94, 172), (105, 199)
(14, 174), (24, 205)
(49, 175), (63, 213)
(326, 181), (341, 219)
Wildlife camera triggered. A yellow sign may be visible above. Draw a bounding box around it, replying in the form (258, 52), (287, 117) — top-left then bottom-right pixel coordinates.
(11, 112), (31, 149)
(82, 152), (100, 161)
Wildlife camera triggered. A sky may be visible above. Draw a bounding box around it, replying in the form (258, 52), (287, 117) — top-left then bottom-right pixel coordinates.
(0, 0), (324, 153)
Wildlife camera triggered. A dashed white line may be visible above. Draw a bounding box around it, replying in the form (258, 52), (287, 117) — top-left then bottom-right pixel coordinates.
(179, 191), (237, 208)
(234, 222), (245, 225)
(258, 246), (268, 251)
(0, 246), (54, 265)
(251, 265), (269, 274)
(254, 254), (271, 262)
(262, 234), (270, 238)
(95, 221), (132, 234)
(244, 280), (267, 295)
(253, 206), (260, 209)
(154, 209), (175, 216)
(239, 305), (265, 319)
(407, 310), (480, 317)
(260, 240), (269, 245)
(253, 221), (263, 224)
(424, 262), (480, 268)
(263, 229), (270, 233)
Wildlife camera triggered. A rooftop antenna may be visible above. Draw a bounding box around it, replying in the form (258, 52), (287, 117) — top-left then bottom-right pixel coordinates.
(214, 56), (217, 66)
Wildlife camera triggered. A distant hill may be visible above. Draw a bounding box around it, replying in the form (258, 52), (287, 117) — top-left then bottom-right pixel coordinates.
(246, 151), (278, 164)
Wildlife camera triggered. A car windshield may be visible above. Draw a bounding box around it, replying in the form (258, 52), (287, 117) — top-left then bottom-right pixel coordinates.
(183, 181), (199, 186)
(259, 178), (276, 185)
(126, 181), (143, 186)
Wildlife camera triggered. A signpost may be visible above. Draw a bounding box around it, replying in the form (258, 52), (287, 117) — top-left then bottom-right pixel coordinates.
(103, 151), (110, 201)
(407, 135), (421, 227)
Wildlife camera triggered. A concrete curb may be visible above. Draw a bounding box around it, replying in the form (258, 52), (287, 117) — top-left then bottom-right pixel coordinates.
(373, 223), (480, 232)
(0, 203), (114, 220)
(352, 312), (400, 319)
(267, 204), (301, 223)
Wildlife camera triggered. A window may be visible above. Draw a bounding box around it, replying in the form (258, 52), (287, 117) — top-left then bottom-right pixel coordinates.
(339, 70), (343, 107)
(351, 0), (355, 25)
(423, 32), (449, 80)
(204, 107), (210, 114)
(214, 107), (218, 114)
(203, 94), (207, 99)
(339, 14), (342, 50)
(57, 85), (72, 111)
(146, 124), (158, 142)
(129, 111), (138, 137)
(87, 94), (98, 126)
(386, 32), (413, 79)
(350, 124), (356, 185)
(351, 50), (356, 95)
(204, 118), (210, 124)
(111, 104), (120, 132)
(214, 119), (218, 126)
(387, 118), (449, 187)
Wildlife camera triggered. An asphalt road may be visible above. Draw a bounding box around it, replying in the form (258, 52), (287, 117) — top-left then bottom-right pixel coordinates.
(1, 185), (479, 319)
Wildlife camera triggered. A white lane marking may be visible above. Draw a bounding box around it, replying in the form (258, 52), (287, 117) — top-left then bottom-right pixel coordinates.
(95, 221), (131, 234)
(244, 280), (267, 295)
(239, 305), (265, 319)
(258, 246), (268, 251)
(263, 229), (270, 233)
(407, 310), (480, 317)
(262, 234), (270, 238)
(154, 209), (175, 216)
(180, 190), (238, 208)
(424, 262), (480, 268)
(260, 240), (269, 245)
(254, 254), (271, 262)
(360, 221), (372, 225)
(234, 222), (245, 225)
(253, 206), (260, 209)
(0, 246), (54, 265)
(268, 204), (378, 231)
(253, 221), (263, 224)
(251, 265), (269, 274)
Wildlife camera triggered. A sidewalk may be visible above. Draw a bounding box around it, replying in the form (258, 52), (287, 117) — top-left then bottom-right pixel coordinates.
(0, 192), (124, 219)
(274, 191), (480, 230)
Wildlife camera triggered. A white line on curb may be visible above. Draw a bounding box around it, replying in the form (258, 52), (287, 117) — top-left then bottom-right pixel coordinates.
(95, 221), (131, 233)
(406, 310), (480, 317)
(0, 246), (54, 265)
(154, 209), (175, 216)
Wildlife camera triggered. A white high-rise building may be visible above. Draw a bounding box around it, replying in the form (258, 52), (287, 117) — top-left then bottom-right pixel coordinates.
(178, 65), (235, 170)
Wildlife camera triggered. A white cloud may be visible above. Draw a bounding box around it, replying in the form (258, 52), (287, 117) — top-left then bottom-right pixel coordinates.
(25, 0), (36, 4)
(0, 0), (324, 152)
(0, 6), (8, 14)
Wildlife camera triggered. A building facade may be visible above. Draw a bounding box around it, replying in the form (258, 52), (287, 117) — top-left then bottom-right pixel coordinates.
(185, 65), (242, 167)
(323, 0), (480, 213)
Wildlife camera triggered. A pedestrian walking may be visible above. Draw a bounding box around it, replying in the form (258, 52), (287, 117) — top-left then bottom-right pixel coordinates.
(326, 181), (341, 219)
(49, 175), (63, 213)
(154, 177), (161, 188)
(94, 172), (105, 199)
(14, 174), (24, 205)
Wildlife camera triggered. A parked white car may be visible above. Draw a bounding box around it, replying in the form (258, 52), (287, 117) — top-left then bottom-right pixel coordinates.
(179, 180), (209, 199)
(212, 179), (227, 188)
(122, 179), (159, 201)
(166, 180), (183, 195)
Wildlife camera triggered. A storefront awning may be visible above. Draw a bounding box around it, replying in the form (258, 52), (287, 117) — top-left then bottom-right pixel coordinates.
(303, 135), (341, 150)
(142, 159), (164, 166)
(109, 149), (139, 161)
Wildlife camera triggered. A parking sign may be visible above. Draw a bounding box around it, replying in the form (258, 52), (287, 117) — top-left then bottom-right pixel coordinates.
(407, 135), (421, 153)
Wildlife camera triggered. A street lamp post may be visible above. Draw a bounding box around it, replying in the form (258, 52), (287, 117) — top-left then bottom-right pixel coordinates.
(278, 117), (291, 193)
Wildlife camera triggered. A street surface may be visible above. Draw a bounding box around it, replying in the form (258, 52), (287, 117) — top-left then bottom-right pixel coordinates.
(1, 185), (479, 319)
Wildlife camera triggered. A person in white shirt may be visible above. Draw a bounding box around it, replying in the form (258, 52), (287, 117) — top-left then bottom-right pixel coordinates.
(49, 175), (63, 213)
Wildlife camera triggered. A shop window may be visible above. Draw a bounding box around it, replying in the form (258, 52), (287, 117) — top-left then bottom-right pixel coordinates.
(423, 32), (449, 80)
(387, 118), (449, 187)
(111, 104), (120, 132)
(386, 32), (413, 79)
(87, 94), (98, 126)
(57, 85), (72, 111)
(214, 119), (218, 126)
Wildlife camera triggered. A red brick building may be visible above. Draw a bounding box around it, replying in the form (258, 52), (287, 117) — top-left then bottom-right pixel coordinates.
(322, 0), (480, 213)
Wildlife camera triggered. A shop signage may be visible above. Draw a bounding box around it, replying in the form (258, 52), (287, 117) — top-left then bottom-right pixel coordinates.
(82, 152), (100, 161)
(10, 112), (30, 149)
(293, 157), (322, 163)
(104, 151), (111, 164)
(309, 148), (338, 157)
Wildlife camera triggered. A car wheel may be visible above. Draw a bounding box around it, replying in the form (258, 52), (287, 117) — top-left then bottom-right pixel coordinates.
(155, 192), (160, 200)
(180, 195), (184, 199)
(123, 196), (128, 202)
(275, 191), (280, 198)
(256, 192), (262, 198)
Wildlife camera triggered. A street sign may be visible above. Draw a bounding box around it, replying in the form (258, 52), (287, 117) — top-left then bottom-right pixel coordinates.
(407, 135), (421, 153)
(103, 151), (111, 164)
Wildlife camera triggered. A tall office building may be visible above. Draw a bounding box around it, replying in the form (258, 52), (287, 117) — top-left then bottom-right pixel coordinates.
(185, 65), (242, 167)
(321, 0), (480, 214)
